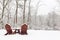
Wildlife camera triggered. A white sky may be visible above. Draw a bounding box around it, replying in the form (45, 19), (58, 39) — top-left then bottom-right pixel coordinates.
(0, 0), (59, 16)
(31, 0), (59, 16)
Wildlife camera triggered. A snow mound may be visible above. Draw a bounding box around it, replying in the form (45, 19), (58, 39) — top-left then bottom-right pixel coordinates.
(0, 29), (60, 40)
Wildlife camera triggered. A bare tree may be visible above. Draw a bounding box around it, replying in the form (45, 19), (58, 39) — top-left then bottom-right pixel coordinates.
(35, 0), (40, 26)
(23, 0), (27, 23)
(47, 11), (57, 30)
(27, 0), (31, 29)
(15, 0), (18, 24)
(27, 0), (31, 24)
(1, 0), (11, 28)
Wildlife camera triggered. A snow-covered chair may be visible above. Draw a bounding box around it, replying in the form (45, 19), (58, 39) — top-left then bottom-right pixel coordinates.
(5, 24), (15, 35)
(21, 24), (28, 35)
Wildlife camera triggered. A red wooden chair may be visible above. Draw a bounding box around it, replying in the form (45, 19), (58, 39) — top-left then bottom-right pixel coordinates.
(5, 24), (15, 35)
(21, 24), (28, 35)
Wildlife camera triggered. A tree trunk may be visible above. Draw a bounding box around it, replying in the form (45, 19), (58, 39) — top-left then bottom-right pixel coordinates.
(1, 0), (5, 28)
(27, 0), (31, 25)
(27, 0), (31, 29)
(23, 0), (26, 23)
(15, 0), (18, 24)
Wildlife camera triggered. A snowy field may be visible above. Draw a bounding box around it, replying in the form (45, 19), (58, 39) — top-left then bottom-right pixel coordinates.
(0, 29), (60, 40)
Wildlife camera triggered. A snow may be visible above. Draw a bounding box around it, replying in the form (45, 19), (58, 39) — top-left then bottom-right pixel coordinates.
(0, 29), (60, 40)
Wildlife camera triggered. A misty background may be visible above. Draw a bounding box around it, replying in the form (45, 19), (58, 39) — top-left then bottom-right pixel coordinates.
(0, 0), (60, 30)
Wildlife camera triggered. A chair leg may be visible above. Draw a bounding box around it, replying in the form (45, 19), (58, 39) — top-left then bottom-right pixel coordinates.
(5, 33), (8, 35)
(18, 30), (20, 34)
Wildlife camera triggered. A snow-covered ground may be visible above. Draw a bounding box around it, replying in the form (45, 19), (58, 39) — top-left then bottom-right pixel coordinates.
(0, 29), (60, 40)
